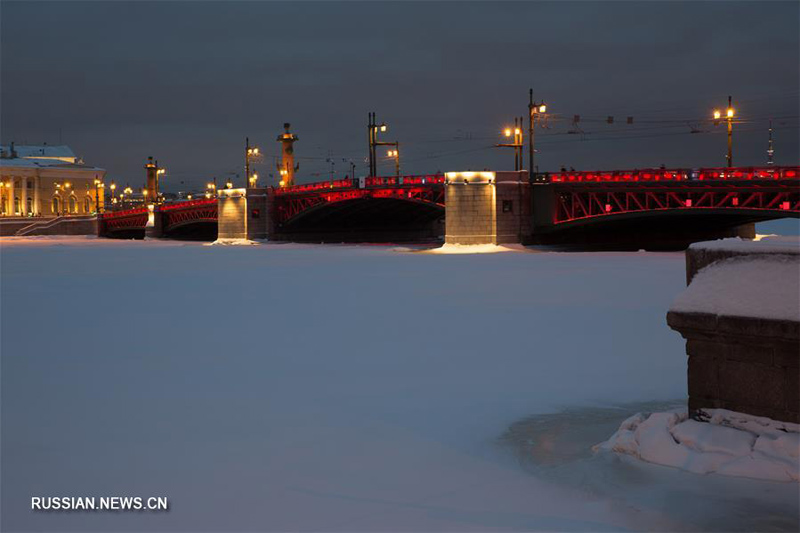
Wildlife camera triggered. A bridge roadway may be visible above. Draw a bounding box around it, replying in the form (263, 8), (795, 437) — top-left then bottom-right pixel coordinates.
(98, 166), (799, 249)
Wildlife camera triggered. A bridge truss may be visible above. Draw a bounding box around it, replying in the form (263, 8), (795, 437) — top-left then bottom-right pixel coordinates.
(552, 179), (800, 224)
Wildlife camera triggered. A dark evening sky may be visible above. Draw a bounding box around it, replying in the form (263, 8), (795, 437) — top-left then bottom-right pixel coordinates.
(2, 1), (798, 191)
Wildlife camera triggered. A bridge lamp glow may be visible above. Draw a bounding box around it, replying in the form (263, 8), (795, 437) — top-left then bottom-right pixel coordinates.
(504, 128), (512, 137)
(538, 104), (547, 113)
(726, 108), (735, 118)
(380, 123), (387, 132)
(713, 110), (721, 120)
(279, 180), (286, 187)
(157, 168), (166, 176)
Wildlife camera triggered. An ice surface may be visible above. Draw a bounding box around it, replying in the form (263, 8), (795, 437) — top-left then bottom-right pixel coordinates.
(596, 408), (800, 482)
(1, 237), (797, 531)
(670, 255), (800, 320)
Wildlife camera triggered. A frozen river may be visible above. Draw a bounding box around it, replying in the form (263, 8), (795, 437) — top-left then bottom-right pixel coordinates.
(1, 235), (797, 531)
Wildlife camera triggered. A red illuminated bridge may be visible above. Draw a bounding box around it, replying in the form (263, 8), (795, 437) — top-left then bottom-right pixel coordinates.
(98, 166), (799, 248)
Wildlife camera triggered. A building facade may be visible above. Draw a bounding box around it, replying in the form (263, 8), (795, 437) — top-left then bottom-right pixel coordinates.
(0, 144), (106, 217)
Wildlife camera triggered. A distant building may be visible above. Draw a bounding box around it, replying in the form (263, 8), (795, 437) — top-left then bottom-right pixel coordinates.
(0, 143), (106, 217)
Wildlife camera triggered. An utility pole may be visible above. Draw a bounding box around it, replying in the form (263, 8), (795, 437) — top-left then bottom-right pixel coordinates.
(245, 137), (250, 188)
(386, 143), (400, 176)
(528, 89), (547, 174)
(368, 113), (375, 177)
(726, 95), (733, 168)
(497, 117), (524, 171)
(368, 112), (391, 177)
(767, 119), (774, 166)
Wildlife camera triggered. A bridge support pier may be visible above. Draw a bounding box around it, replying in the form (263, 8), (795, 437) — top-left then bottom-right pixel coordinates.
(444, 171), (531, 245)
(217, 188), (268, 241)
(144, 205), (163, 239)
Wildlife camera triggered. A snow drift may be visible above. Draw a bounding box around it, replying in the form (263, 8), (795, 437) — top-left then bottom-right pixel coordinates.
(595, 408), (800, 482)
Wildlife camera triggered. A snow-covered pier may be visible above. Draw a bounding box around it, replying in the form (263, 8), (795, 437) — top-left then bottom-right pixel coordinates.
(668, 237), (800, 423)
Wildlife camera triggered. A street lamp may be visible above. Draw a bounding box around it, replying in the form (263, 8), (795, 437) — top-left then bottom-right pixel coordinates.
(497, 116), (525, 171)
(712, 96), (735, 167)
(93, 178), (102, 214)
(528, 89), (548, 174)
(368, 112), (397, 177)
(386, 145), (400, 176)
(123, 185), (133, 209)
(110, 181), (116, 208)
(245, 137), (260, 188)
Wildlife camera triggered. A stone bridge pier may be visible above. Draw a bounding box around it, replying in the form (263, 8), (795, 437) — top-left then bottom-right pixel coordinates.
(217, 188), (268, 241)
(444, 171), (531, 245)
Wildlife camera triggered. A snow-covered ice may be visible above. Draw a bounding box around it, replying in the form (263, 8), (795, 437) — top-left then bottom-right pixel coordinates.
(2, 237), (798, 531)
(595, 408), (800, 482)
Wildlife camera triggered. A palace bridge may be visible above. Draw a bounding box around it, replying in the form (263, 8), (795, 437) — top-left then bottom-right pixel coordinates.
(98, 166), (799, 249)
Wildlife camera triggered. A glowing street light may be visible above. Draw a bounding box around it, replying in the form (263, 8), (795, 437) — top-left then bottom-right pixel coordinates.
(386, 144), (400, 176)
(368, 112), (398, 177)
(712, 96), (736, 167)
(245, 137), (261, 188)
(497, 117), (525, 171)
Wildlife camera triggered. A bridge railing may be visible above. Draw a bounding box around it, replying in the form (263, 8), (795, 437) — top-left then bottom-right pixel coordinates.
(274, 179), (356, 195)
(99, 207), (148, 218)
(160, 199), (217, 211)
(364, 175), (445, 187)
(546, 166), (798, 183)
(274, 175), (446, 194)
(696, 167), (798, 180)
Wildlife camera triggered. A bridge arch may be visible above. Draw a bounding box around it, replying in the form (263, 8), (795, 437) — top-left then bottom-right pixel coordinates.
(278, 196), (445, 242)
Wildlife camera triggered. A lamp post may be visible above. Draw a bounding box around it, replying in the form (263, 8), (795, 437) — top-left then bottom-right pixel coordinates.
(63, 182), (72, 214)
(110, 181), (116, 209)
(93, 178), (102, 214)
(156, 167), (165, 204)
(386, 144), (400, 176)
(528, 89), (547, 174)
(368, 112), (396, 177)
(712, 96), (735, 167)
(246, 138), (260, 187)
(497, 117), (524, 170)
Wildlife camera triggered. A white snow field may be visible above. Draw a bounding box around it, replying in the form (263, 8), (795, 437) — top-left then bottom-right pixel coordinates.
(1, 237), (798, 532)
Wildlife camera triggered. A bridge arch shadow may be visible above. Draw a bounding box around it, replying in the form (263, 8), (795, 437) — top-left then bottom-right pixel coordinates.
(278, 197), (445, 243)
